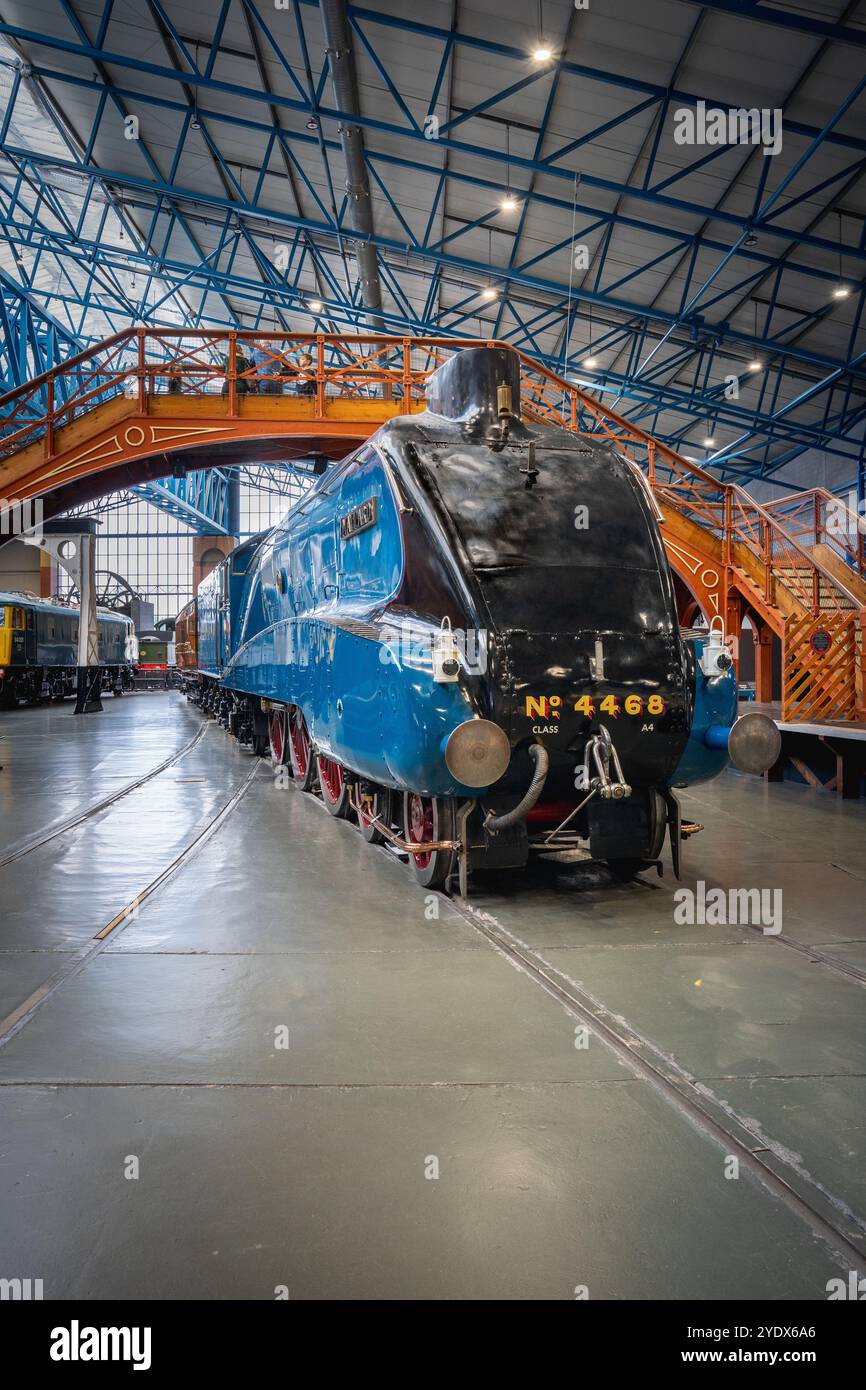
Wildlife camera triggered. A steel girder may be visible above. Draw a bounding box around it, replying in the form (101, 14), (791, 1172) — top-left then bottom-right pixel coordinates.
(0, 1), (863, 487)
(0, 266), (87, 408)
(130, 471), (232, 536)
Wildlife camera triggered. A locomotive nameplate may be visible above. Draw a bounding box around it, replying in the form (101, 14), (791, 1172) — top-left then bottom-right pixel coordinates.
(341, 497), (378, 540)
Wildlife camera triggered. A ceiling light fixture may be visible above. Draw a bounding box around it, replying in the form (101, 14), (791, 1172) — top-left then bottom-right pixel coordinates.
(308, 299), (324, 313)
(703, 436), (716, 448)
(481, 286), (498, 300)
(832, 211), (850, 301)
(583, 356), (598, 369)
(748, 298), (762, 374)
(500, 122), (519, 211)
(532, 3), (553, 63)
(190, 43), (201, 128)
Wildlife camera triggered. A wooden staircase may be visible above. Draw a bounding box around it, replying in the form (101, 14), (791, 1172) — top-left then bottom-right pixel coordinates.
(654, 489), (864, 723)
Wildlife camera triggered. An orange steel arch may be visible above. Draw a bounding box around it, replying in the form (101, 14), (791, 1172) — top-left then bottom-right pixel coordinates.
(1, 329), (863, 721)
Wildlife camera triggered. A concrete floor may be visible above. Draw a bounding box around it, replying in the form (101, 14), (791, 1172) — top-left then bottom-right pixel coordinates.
(0, 692), (864, 1300)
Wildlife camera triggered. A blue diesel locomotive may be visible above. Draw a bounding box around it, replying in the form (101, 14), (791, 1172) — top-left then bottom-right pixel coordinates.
(0, 591), (137, 706)
(179, 346), (780, 890)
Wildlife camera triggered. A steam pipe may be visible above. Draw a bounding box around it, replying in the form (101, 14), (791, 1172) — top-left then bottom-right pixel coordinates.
(484, 743), (549, 833)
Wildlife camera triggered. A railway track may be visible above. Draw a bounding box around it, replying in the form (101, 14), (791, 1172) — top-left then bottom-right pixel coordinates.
(0, 756), (261, 1050)
(0, 721), (208, 870)
(440, 886), (866, 1272)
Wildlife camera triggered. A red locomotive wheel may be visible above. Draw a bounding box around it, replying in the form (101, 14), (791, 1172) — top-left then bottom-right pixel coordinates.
(407, 794), (434, 870)
(317, 753), (350, 818)
(268, 708), (288, 765)
(288, 706), (316, 791)
(402, 793), (457, 890)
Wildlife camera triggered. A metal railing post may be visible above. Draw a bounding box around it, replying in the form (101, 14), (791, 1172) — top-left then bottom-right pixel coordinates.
(723, 488), (732, 567)
(402, 339), (411, 405)
(137, 330), (146, 410)
(45, 377), (54, 460)
(228, 332), (237, 418)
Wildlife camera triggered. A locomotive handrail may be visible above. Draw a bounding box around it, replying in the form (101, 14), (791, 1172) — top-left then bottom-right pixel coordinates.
(0, 327), (863, 621)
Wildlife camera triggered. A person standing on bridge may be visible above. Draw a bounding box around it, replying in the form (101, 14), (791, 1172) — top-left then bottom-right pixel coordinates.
(249, 340), (282, 395)
(220, 345), (251, 396)
(294, 350), (316, 398)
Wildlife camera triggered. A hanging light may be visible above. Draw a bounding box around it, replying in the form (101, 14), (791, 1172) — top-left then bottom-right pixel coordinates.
(500, 123), (518, 211)
(747, 302), (762, 371)
(190, 43), (201, 128)
(532, 3), (553, 62)
(833, 211), (849, 299)
(703, 435), (716, 448)
(308, 299), (324, 313)
(481, 286), (498, 300)
(583, 356), (598, 369)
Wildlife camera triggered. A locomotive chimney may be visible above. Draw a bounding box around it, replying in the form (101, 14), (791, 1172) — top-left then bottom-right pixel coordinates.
(425, 345), (522, 435)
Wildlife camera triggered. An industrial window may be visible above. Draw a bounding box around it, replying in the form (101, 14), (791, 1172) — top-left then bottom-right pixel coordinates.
(55, 471), (311, 623)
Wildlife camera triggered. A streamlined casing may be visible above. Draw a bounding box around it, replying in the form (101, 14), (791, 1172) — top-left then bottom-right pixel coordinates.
(195, 402), (722, 800)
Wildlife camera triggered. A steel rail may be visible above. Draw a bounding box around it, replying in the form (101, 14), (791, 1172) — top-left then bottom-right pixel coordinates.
(0, 719), (208, 870)
(0, 755), (261, 1050)
(442, 890), (866, 1265)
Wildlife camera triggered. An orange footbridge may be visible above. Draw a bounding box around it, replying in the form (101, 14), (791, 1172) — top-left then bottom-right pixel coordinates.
(1, 329), (864, 726)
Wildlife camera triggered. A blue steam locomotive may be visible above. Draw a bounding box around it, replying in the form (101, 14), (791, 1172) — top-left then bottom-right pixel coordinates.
(178, 346), (779, 890)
